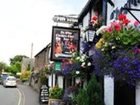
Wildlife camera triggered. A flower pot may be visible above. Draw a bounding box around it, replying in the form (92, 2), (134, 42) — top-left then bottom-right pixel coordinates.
(48, 99), (64, 105)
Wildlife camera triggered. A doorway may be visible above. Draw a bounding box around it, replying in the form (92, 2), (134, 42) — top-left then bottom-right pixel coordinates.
(114, 80), (135, 105)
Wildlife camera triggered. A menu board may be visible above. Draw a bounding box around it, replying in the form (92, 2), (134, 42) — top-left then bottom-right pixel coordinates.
(39, 85), (49, 103)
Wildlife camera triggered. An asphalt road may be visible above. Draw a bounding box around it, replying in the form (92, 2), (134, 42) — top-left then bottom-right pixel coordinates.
(0, 85), (19, 105)
(0, 83), (44, 105)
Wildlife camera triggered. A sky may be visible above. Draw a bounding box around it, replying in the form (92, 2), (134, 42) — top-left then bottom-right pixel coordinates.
(0, 0), (88, 64)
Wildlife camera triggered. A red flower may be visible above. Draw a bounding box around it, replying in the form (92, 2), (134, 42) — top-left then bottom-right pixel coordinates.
(114, 23), (121, 31)
(118, 14), (126, 21)
(122, 19), (130, 25)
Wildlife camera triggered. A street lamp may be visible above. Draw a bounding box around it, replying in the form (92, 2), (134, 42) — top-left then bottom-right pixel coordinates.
(85, 23), (96, 43)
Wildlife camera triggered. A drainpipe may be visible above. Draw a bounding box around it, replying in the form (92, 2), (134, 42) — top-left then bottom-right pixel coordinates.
(102, 0), (107, 25)
(102, 0), (107, 105)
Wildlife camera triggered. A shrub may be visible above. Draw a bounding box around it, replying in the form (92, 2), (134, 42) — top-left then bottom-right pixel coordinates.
(20, 71), (31, 82)
(75, 75), (104, 105)
(49, 86), (63, 99)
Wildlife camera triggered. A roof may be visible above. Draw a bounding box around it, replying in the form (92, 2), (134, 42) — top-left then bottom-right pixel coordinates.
(35, 43), (51, 57)
(78, 0), (100, 23)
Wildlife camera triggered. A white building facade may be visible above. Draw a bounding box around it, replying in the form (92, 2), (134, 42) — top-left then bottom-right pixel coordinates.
(78, 0), (140, 105)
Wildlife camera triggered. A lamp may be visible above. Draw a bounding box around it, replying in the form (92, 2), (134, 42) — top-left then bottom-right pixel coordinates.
(85, 23), (96, 43)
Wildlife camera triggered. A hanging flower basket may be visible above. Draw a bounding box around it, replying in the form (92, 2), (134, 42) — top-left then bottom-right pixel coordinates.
(92, 13), (140, 85)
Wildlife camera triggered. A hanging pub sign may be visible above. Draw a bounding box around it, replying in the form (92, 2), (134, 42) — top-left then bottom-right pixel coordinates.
(51, 26), (80, 61)
(53, 15), (78, 24)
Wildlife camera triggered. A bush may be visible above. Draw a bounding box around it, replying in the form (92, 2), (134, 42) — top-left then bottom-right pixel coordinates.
(40, 76), (47, 85)
(76, 75), (104, 105)
(49, 86), (63, 99)
(20, 71), (31, 82)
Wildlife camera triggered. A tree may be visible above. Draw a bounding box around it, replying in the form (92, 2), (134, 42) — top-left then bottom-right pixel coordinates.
(0, 62), (8, 74)
(10, 55), (28, 65)
(9, 62), (21, 75)
(9, 55), (28, 75)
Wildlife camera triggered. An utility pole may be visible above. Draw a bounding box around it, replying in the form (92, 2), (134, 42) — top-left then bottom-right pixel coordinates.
(31, 43), (33, 59)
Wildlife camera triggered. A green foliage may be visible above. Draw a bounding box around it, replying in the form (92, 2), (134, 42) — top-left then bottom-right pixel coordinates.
(76, 75), (104, 105)
(0, 62), (7, 73)
(103, 27), (140, 50)
(27, 64), (31, 71)
(9, 62), (21, 75)
(20, 71), (31, 82)
(40, 76), (47, 85)
(10, 55), (28, 65)
(49, 86), (63, 99)
(39, 69), (48, 85)
(9, 55), (28, 75)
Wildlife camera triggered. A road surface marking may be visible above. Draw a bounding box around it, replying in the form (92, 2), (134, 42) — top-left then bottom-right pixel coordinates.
(17, 88), (25, 105)
(16, 88), (22, 105)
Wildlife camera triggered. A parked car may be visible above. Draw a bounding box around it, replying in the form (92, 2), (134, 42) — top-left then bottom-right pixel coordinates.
(1, 73), (9, 85)
(3, 76), (17, 87)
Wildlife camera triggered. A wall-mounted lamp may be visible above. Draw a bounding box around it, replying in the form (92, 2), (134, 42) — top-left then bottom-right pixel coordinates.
(85, 23), (96, 43)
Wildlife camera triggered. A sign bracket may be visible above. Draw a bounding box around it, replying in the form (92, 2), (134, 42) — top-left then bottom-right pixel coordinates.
(122, 7), (140, 23)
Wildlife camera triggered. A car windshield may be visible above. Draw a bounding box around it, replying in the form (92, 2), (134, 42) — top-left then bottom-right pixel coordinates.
(7, 77), (16, 81)
(1, 74), (9, 80)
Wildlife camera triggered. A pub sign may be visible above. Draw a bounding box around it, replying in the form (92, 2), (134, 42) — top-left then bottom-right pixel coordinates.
(51, 26), (80, 61)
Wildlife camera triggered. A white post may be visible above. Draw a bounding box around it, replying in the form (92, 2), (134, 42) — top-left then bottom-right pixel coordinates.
(136, 81), (140, 105)
(57, 76), (63, 88)
(104, 75), (114, 105)
(48, 75), (52, 87)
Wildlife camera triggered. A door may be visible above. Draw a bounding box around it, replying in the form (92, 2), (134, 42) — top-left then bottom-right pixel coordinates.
(114, 80), (135, 105)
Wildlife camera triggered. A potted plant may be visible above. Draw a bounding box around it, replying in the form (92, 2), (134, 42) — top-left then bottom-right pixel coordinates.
(48, 85), (64, 105)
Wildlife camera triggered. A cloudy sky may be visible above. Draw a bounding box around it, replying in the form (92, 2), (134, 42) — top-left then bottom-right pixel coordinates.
(0, 0), (87, 64)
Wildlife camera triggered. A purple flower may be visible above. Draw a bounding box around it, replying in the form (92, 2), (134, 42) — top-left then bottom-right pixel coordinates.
(91, 46), (140, 85)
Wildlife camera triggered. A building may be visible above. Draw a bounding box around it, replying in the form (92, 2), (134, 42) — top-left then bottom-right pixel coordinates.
(30, 43), (51, 91)
(21, 57), (34, 72)
(77, 0), (140, 105)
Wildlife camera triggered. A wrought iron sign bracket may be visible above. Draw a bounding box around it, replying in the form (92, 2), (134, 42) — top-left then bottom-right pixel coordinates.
(122, 7), (140, 23)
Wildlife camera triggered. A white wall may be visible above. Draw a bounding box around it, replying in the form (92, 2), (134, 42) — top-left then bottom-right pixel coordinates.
(107, 0), (140, 24)
(104, 75), (114, 105)
(81, 12), (90, 40)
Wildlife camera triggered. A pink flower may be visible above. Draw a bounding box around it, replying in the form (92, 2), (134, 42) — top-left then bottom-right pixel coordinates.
(134, 48), (140, 54)
(134, 21), (140, 27)
(91, 16), (98, 24)
(111, 21), (121, 31)
(106, 27), (113, 33)
(91, 16), (97, 21)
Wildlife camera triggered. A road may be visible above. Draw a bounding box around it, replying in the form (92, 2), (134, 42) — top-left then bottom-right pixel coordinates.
(0, 85), (19, 105)
(0, 84), (43, 105)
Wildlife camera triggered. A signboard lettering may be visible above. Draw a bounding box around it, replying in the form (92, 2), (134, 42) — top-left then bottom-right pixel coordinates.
(53, 15), (78, 24)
